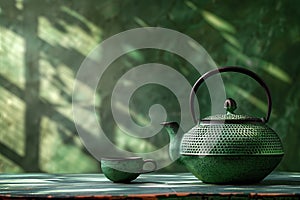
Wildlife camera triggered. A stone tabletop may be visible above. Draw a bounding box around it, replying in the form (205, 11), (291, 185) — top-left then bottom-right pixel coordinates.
(0, 172), (299, 199)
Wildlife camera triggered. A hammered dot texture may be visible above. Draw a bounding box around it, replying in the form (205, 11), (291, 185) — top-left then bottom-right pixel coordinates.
(180, 124), (284, 155)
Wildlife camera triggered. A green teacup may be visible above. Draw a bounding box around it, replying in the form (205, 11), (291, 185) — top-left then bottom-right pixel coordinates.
(101, 157), (157, 183)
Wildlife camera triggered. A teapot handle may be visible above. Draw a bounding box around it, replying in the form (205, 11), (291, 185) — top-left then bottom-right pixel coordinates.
(190, 66), (272, 124)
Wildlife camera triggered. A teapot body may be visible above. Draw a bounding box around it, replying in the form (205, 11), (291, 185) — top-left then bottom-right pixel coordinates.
(162, 66), (284, 184)
(181, 154), (283, 184)
(179, 122), (284, 184)
(181, 122), (283, 156)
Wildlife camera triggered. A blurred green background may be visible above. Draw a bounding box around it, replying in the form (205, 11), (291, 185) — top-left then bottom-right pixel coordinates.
(0, 0), (299, 173)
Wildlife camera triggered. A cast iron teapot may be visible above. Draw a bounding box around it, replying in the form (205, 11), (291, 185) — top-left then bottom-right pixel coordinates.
(161, 66), (284, 184)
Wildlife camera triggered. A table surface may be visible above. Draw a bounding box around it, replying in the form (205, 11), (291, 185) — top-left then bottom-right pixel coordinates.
(0, 172), (300, 199)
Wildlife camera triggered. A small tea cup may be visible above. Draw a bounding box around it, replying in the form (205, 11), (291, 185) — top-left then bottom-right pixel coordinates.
(101, 157), (157, 183)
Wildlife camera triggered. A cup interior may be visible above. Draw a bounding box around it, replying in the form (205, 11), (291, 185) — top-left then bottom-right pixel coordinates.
(101, 157), (144, 173)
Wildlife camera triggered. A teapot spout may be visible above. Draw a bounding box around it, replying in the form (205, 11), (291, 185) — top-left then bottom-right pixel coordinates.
(161, 121), (183, 162)
(160, 121), (179, 137)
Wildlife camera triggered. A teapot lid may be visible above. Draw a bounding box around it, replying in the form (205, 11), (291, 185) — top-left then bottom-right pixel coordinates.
(200, 98), (266, 124)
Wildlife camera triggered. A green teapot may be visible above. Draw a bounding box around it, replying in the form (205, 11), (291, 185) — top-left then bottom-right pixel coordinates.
(161, 66), (284, 184)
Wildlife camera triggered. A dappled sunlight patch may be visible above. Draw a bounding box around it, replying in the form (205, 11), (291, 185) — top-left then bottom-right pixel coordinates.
(221, 32), (241, 50)
(0, 27), (25, 88)
(224, 44), (252, 65)
(0, 88), (25, 158)
(38, 12), (101, 56)
(201, 10), (236, 34)
(134, 17), (149, 27)
(258, 60), (291, 84)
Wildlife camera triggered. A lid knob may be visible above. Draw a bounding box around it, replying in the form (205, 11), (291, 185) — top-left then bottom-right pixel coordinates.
(224, 98), (237, 113)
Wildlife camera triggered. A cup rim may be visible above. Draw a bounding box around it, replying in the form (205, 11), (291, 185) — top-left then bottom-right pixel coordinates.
(101, 156), (142, 161)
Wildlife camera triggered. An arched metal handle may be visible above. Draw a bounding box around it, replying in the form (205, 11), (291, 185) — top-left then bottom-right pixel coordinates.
(190, 66), (272, 124)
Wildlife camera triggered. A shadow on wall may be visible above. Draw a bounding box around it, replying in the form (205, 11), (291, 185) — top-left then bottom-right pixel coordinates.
(0, 0), (300, 172)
